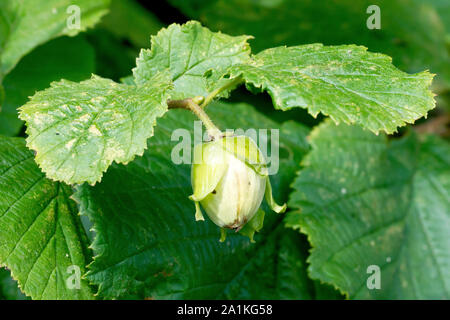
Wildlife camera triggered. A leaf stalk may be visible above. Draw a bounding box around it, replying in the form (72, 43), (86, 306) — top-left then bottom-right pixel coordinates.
(168, 97), (222, 139)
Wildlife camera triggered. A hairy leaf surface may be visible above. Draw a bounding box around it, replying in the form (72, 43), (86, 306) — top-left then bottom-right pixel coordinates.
(0, 137), (94, 299)
(19, 74), (172, 185)
(133, 21), (251, 99)
(232, 44), (435, 134)
(287, 121), (450, 299)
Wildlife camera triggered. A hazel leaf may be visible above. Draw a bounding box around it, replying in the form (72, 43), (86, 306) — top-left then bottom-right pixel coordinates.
(232, 44), (435, 134)
(19, 73), (172, 185)
(133, 21), (251, 100)
(0, 137), (94, 299)
(287, 121), (450, 299)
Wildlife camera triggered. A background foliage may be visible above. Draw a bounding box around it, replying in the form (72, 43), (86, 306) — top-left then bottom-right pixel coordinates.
(0, 0), (448, 300)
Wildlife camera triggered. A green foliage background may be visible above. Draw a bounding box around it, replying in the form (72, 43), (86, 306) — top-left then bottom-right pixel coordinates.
(0, 0), (448, 300)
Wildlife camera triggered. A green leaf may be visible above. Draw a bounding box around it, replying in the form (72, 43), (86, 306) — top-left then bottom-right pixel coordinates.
(19, 73), (172, 185)
(231, 44), (435, 134)
(287, 121), (450, 299)
(0, 35), (95, 136)
(133, 21), (252, 100)
(0, 137), (94, 299)
(313, 282), (344, 300)
(0, 0), (110, 76)
(169, 0), (450, 90)
(75, 101), (312, 299)
(0, 268), (28, 300)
